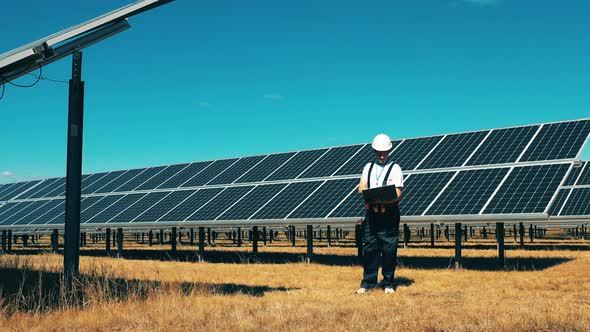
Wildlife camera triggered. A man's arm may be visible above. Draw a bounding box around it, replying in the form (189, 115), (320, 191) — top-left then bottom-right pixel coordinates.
(358, 179), (368, 195)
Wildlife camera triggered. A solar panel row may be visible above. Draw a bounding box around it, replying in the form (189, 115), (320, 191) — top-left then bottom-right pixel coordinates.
(2, 119), (587, 204)
(0, 164), (573, 228)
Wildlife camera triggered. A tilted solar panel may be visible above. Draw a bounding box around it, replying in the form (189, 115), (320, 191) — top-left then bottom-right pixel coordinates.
(418, 131), (489, 170)
(217, 184), (287, 221)
(563, 162), (585, 186)
(559, 188), (590, 216)
(87, 193), (146, 224)
(265, 149), (328, 181)
(181, 159), (239, 187)
(333, 144), (375, 176)
(135, 164), (189, 190)
(132, 190), (193, 222)
(575, 161), (590, 185)
(157, 162), (212, 189)
(392, 136), (443, 170)
(399, 172), (455, 216)
(109, 192), (170, 223)
(234, 152), (295, 183)
(207, 155), (267, 185)
(289, 178), (358, 219)
(82, 171), (127, 194)
(251, 181), (321, 219)
(548, 189), (570, 216)
(466, 125), (539, 166)
(520, 120), (590, 162)
(158, 188), (223, 222)
(426, 168), (509, 215)
(483, 164), (570, 214)
(188, 186), (255, 221)
(97, 168), (147, 193)
(298, 145), (363, 179)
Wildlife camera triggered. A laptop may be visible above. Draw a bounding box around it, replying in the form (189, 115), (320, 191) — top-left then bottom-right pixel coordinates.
(362, 184), (398, 204)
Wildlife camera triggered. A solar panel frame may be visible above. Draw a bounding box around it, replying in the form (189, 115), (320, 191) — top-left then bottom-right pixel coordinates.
(466, 126), (540, 166)
(559, 187), (590, 216)
(520, 120), (590, 162)
(548, 189), (570, 216)
(399, 172), (456, 216)
(288, 179), (358, 219)
(575, 161), (590, 185)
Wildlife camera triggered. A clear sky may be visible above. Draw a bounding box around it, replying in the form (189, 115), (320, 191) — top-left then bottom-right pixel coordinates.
(1, 0), (589, 183)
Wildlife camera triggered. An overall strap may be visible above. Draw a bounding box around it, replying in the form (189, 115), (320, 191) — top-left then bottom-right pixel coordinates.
(383, 162), (395, 185)
(367, 163), (374, 189)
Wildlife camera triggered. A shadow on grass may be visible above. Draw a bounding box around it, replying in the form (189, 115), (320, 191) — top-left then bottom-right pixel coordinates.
(0, 266), (293, 314)
(406, 243), (590, 251)
(397, 256), (573, 271)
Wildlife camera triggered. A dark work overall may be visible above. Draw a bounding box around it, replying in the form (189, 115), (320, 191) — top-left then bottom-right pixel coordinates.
(360, 162), (401, 289)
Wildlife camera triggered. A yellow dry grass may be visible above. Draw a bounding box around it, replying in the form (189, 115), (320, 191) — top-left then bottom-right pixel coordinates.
(0, 242), (589, 332)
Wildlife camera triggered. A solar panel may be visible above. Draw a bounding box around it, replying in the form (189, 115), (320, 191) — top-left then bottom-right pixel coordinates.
(188, 186), (255, 221)
(96, 168), (147, 193)
(14, 179), (57, 200)
(1, 180), (42, 201)
(399, 172), (455, 216)
(548, 189), (570, 216)
(114, 166), (169, 192)
(466, 126), (539, 166)
(81, 195), (125, 223)
(217, 184), (287, 220)
(134, 164), (188, 190)
(234, 152), (296, 183)
(14, 199), (61, 225)
(82, 171), (127, 194)
(207, 156), (267, 185)
(265, 149), (328, 181)
(132, 190), (193, 222)
(28, 199), (65, 225)
(327, 186), (364, 218)
(425, 168), (509, 215)
(181, 159), (240, 187)
(563, 162), (585, 186)
(298, 145), (363, 179)
(0, 202), (24, 220)
(559, 188), (590, 216)
(483, 164), (570, 214)
(158, 188), (223, 221)
(0, 183), (13, 196)
(86, 193), (146, 223)
(2, 200), (50, 226)
(575, 162), (590, 185)
(520, 120), (590, 162)
(333, 144), (374, 176)
(157, 162), (212, 189)
(251, 181), (321, 219)
(391, 136), (443, 170)
(289, 179), (358, 218)
(109, 192), (169, 223)
(418, 131), (488, 169)
(26, 178), (65, 199)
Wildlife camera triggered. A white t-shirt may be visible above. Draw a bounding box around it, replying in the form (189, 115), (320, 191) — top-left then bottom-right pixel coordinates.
(360, 161), (404, 188)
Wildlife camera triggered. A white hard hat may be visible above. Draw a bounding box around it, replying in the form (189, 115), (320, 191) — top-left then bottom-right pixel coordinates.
(372, 133), (393, 152)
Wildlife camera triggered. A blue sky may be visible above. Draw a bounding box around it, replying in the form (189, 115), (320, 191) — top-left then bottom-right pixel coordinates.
(1, 0), (589, 183)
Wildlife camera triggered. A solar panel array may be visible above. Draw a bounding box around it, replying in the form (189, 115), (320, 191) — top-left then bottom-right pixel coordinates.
(1, 119), (588, 229)
(549, 161), (590, 217)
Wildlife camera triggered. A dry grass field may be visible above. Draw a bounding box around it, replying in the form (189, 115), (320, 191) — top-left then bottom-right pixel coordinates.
(0, 233), (589, 331)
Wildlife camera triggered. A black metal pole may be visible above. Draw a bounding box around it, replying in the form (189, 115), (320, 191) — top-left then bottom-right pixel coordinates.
(519, 222), (525, 247)
(171, 227), (177, 255)
(252, 226), (259, 255)
(497, 222), (505, 267)
(198, 226), (205, 261)
(455, 223), (462, 270)
(327, 225), (332, 248)
(105, 228), (111, 253)
(64, 51), (84, 287)
(306, 225), (313, 263)
(1, 230), (6, 253)
(117, 228), (123, 258)
(430, 223), (435, 247)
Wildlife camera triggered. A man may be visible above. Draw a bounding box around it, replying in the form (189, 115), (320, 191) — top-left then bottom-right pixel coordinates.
(356, 133), (404, 294)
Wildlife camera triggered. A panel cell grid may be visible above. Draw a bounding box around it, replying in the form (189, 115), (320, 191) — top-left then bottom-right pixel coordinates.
(576, 162), (590, 185)
(234, 152), (296, 183)
(559, 188), (590, 216)
(82, 171), (127, 194)
(188, 186), (254, 221)
(109, 192), (169, 223)
(298, 145), (363, 179)
(48, 196), (103, 225)
(29, 199), (65, 225)
(328, 186), (364, 218)
(16, 179), (59, 200)
(426, 168), (509, 215)
(114, 167), (168, 192)
(391, 136), (443, 170)
(132, 190), (194, 222)
(289, 179), (358, 218)
(157, 162), (211, 189)
(265, 149), (328, 181)
(181, 159), (240, 187)
(399, 172), (456, 216)
(335, 143), (399, 176)
(2, 201), (50, 225)
(135, 164), (188, 190)
(81, 195), (125, 223)
(520, 120), (590, 161)
(467, 126), (539, 166)
(0, 202), (19, 218)
(2, 180), (43, 200)
(548, 189), (570, 216)
(15, 200), (62, 225)
(483, 164), (570, 214)
(28, 178), (65, 199)
(251, 181), (321, 220)
(207, 155), (267, 185)
(159, 188), (223, 222)
(563, 162), (585, 186)
(217, 184), (287, 220)
(88, 194), (146, 224)
(418, 131), (488, 170)
(0, 202), (27, 221)
(97, 168), (147, 193)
